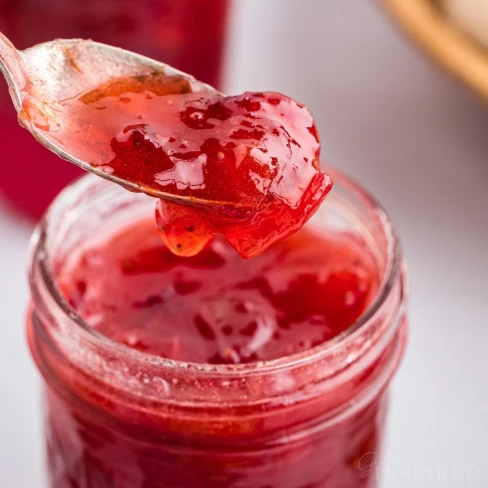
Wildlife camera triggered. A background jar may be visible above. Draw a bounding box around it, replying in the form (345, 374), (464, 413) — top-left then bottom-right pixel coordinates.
(0, 0), (229, 219)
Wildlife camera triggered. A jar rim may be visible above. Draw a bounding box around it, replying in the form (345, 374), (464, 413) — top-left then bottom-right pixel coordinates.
(30, 166), (403, 377)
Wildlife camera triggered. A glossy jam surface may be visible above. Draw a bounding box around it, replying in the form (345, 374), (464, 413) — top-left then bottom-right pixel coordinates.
(57, 219), (377, 364)
(30, 75), (331, 257)
(0, 0), (228, 218)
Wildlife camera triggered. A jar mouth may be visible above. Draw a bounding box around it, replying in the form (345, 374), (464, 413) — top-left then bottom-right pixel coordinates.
(30, 166), (403, 377)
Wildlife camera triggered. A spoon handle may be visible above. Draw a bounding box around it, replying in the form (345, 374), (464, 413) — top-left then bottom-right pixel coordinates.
(0, 32), (26, 111)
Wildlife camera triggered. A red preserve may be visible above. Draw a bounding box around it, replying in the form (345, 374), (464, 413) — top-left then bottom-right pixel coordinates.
(27, 169), (407, 488)
(0, 0), (228, 218)
(24, 73), (331, 258)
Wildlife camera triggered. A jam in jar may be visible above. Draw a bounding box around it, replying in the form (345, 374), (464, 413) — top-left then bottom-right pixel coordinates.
(27, 169), (407, 487)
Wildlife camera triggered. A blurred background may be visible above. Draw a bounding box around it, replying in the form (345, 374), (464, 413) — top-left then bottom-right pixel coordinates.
(1, 1), (487, 487)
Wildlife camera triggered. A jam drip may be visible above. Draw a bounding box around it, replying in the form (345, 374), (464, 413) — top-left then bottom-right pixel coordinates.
(40, 74), (331, 258)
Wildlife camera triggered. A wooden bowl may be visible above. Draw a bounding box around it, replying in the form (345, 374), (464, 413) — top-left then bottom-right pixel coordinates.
(381, 0), (488, 102)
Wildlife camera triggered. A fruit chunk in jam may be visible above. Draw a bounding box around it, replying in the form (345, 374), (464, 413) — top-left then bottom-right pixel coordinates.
(58, 219), (377, 364)
(35, 74), (331, 258)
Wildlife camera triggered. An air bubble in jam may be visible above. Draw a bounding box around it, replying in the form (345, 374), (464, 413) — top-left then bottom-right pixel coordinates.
(197, 291), (278, 364)
(40, 73), (332, 258)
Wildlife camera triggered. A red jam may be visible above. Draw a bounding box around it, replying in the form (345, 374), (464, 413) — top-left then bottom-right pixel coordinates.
(37, 215), (387, 488)
(58, 220), (378, 364)
(34, 74), (331, 257)
(27, 174), (407, 488)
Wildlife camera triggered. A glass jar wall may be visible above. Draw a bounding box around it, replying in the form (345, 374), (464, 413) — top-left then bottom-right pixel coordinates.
(27, 168), (408, 488)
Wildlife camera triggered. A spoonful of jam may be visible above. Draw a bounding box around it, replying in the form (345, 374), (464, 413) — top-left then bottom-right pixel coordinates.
(0, 33), (332, 258)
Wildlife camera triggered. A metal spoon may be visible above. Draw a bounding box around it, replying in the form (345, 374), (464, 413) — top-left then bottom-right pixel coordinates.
(0, 32), (220, 204)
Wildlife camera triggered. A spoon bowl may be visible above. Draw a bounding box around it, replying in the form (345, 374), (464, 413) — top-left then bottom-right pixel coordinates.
(0, 32), (221, 204)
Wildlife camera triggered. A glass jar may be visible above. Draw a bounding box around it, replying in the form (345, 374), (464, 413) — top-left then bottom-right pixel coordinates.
(0, 0), (229, 219)
(27, 168), (408, 488)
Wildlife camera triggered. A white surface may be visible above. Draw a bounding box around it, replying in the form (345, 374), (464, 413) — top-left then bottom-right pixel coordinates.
(1, 1), (488, 486)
